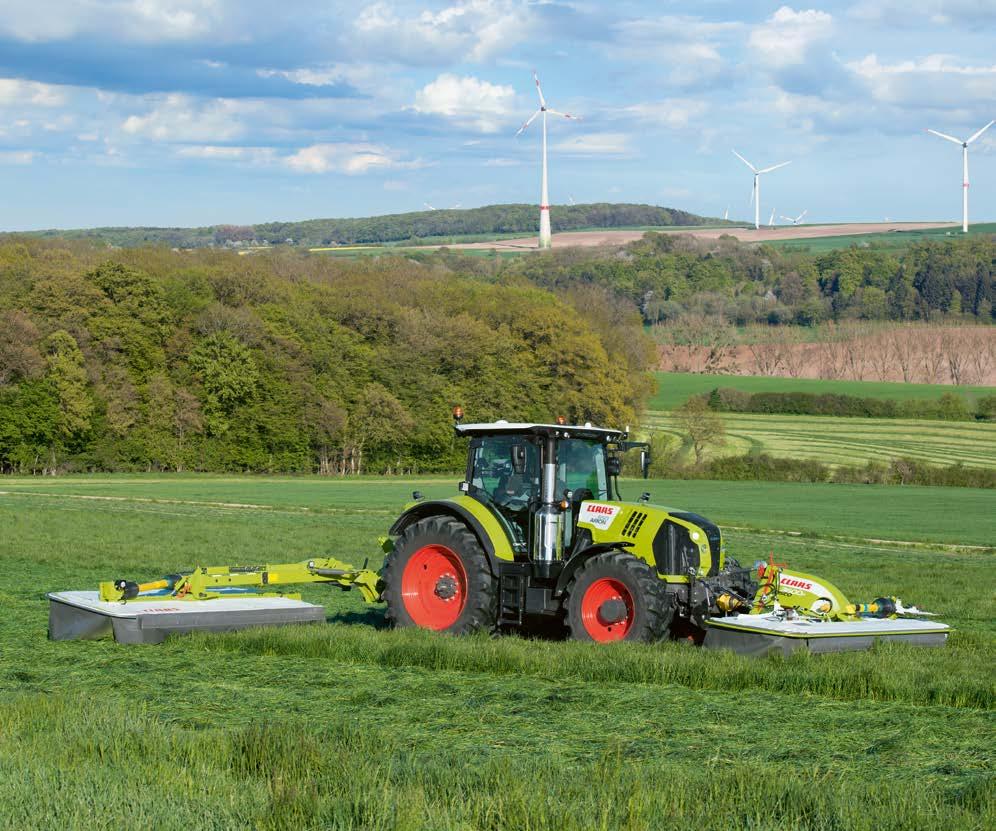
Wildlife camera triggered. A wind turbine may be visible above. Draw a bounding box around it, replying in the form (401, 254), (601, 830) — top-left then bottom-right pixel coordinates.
(768, 207), (776, 227)
(780, 209), (808, 225)
(423, 202), (436, 211)
(732, 150), (790, 230)
(516, 72), (579, 249)
(927, 120), (994, 233)
(724, 205), (729, 221)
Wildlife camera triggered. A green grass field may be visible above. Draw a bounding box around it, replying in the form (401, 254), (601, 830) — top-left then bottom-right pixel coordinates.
(644, 410), (996, 469)
(765, 222), (996, 253)
(650, 371), (996, 410)
(0, 475), (992, 829)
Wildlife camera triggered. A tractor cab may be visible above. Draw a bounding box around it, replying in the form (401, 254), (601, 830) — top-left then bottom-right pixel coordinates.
(462, 424), (616, 556)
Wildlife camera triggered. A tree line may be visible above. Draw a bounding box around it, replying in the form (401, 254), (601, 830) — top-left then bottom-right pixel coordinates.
(509, 232), (996, 325)
(14, 203), (721, 249)
(0, 240), (652, 474)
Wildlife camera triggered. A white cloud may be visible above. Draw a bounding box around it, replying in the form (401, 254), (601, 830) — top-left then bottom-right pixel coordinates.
(176, 145), (276, 164)
(0, 78), (67, 107)
(121, 94), (256, 142)
(352, 1), (530, 64)
(848, 53), (996, 108)
(849, 0), (996, 27)
(284, 142), (418, 175)
(483, 157), (519, 166)
(608, 15), (739, 86)
(621, 99), (708, 130)
(0, 0), (230, 43)
(553, 132), (632, 156)
(749, 7), (834, 68)
(412, 74), (515, 133)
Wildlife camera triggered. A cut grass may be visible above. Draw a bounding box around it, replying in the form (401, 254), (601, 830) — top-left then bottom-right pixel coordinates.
(0, 475), (993, 829)
(644, 410), (996, 470)
(650, 371), (996, 411)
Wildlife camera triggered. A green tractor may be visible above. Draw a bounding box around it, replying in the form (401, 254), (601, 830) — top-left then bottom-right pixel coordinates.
(382, 418), (752, 642)
(50, 417), (949, 654)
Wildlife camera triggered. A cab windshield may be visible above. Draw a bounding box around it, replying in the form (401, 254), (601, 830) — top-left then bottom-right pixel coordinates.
(558, 439), (609, 500)
(468, 436), (608, 506)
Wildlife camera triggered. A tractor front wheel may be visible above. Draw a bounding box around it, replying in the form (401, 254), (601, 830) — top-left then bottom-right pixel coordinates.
(566, 551), (672, 643)
(383, 516), (496, 635)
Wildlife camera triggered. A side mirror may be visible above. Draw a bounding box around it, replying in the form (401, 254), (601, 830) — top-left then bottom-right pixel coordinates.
(640, 449), (650, 479)
(606, 456), (621, 477)
(510, 443), (527, 475)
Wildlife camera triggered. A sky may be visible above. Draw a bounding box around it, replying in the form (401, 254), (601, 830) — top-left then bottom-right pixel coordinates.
(0, 0), (995, 230)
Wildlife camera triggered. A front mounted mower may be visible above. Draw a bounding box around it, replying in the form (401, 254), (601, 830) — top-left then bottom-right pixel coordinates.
(49, 416), (949, 655)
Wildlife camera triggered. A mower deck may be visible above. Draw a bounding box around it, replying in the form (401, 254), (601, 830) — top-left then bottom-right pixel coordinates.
(48, 590), (326, 644)
(703, 613), (950, 657)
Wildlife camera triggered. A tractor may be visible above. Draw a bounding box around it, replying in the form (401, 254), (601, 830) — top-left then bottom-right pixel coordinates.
(381, 417), (751, 642)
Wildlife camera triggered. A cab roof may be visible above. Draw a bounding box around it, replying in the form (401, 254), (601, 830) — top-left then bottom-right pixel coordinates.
(454, 421), (626, 441)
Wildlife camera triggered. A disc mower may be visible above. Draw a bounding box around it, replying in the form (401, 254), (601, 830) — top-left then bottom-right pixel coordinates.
(49, 416), (948, 655)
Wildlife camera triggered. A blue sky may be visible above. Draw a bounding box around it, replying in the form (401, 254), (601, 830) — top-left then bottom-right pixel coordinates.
(1, 1), (995, 230)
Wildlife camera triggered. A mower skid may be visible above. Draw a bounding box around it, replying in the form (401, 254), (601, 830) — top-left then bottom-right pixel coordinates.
(703, 614), (950, 657)
(48, 591), (326, 644)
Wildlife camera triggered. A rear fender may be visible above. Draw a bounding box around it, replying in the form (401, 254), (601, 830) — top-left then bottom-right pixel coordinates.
(388, 497), (516, 569)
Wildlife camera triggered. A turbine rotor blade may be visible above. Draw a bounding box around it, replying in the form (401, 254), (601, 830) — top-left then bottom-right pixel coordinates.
(545, 108), (579, 120)
(967, 120), (995, 144)
(758, 160), (791, 174)
(732, 149), (757, 172)
(516, 110), (541, 136)
(927, 128), (963, 145)
(532, 71), (546, 109)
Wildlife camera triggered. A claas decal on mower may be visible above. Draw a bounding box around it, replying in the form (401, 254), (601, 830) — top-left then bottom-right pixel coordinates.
(578, 502), (621, 529)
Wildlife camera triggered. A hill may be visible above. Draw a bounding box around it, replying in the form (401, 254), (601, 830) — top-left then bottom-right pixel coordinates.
(10, 203), (726, 249)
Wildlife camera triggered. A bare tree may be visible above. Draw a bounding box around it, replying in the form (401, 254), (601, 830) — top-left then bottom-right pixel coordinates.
(674, 397), (726, 466)
(942, 328), (969, 385)
(920, 328), (946, 383)
(889, 327), (919, 383)
(868, 330), (895, 381)
(966, 328), (996, 385)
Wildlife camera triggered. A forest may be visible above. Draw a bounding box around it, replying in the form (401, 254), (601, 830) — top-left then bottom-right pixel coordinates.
(1, 230), (994, 475)
(508, 231), (996, 325)
(0, 240), (651, 474)
(15, 203), (720, 249)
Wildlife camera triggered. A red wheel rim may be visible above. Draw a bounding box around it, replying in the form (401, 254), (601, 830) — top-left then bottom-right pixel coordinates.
(580, 577), (635, 642)
(401, 544), (468, 630)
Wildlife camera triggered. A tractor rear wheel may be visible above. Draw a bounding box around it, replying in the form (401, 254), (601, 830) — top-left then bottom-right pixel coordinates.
(383, 516), (496, 635)
(565, 551), (672, 643)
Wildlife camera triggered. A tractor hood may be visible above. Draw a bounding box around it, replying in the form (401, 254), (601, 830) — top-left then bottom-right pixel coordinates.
(576, 500), (724, 579)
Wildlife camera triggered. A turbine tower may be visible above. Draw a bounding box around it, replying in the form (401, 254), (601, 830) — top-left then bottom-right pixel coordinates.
(732, 150), (790, 230)
(927, 120), (994, 233)
(516, 72), (579, 249)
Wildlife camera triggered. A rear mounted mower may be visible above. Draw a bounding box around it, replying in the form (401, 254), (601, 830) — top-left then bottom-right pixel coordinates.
(48, 418), (949, 656)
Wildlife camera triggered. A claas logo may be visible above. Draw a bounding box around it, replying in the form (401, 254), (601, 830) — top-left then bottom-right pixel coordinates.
(780, 576), (813, 591)
(588, 505), (615, 515)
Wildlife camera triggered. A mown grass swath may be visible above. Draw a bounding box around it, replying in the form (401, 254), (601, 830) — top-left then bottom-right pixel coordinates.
(644, 410), (996, 469)
(1, 476), (992, 829)
(649, 371), (996, 411)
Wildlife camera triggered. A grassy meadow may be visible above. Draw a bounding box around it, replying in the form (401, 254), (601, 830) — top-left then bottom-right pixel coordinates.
(649, 371), (996, 411)
(644, 410), (996, 469)
(1, 475), (993, 830)
(764, 222), (996, 252)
